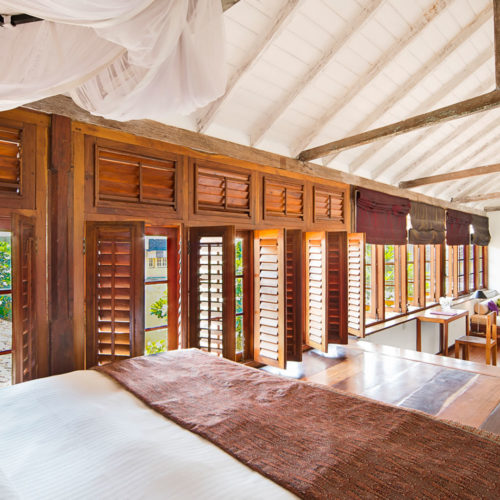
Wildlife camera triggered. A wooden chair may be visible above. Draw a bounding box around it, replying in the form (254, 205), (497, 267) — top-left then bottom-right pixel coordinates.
(454, 311), (497, 366)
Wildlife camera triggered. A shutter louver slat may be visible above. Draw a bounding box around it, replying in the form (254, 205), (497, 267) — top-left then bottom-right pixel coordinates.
(347, 233), (365, 337)
(0, 126), (21, 196)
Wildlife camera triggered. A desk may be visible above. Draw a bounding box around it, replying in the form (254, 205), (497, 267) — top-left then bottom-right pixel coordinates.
(416, 309), (469, 356)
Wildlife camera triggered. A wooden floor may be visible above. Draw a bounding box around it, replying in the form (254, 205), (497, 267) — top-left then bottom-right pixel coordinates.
(296, 340), (500, 434)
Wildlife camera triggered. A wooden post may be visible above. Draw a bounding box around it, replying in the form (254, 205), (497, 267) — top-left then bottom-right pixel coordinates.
(49, 115), (75, 374)
(495, 0), (500, 87)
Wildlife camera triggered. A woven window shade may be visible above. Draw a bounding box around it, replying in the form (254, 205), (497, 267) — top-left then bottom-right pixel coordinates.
(446, 210), (472, 246)
(356, 188), (410, 245)
(408, 202), (445, 245)
(471, 215), (490, 246)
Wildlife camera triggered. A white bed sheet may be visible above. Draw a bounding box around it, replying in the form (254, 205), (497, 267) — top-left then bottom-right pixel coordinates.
(0, 370), (297, 500)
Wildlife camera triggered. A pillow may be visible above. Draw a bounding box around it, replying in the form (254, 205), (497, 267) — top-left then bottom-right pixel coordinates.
(487, 300), (499, 313)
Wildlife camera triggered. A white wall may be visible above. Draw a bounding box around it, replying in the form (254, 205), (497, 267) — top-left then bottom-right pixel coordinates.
(488, 212), (500, 291)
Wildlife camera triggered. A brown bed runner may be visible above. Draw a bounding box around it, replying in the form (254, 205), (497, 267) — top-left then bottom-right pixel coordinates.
(96, 349), (500, 499)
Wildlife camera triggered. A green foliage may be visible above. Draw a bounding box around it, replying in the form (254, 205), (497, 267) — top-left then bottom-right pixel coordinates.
(150, 291), (168, 319)
(145, 339), (167, 355)
(0, 240), (11, 321)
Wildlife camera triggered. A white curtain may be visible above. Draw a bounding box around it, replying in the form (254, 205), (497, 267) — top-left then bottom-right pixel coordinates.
(0, 0), (226, 119)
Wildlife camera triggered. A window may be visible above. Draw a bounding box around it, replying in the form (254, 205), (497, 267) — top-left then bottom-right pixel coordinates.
(457, 245), (466, 294)
(407, 245), (416, 307)
(235, 237), (244, 358)
(144, 228), (179, 355)
(469, 245), (475, 291)
(0, 231), (12, 387)
(364, 243), (377, 322)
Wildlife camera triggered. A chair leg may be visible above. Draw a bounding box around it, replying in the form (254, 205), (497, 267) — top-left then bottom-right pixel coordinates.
(492, 345), (497, 366)
(464, 344), (470, 360)
(486, 346), (491, 365)
(455, 343), (460, 359)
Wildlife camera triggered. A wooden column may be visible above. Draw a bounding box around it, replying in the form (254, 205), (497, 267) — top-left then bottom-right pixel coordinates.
(49, 115), (75, 374)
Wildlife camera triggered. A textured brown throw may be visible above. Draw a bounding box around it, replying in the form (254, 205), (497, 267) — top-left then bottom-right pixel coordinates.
(96, 349), (500, 499)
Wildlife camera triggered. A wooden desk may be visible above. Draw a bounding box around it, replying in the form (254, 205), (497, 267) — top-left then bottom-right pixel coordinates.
(416, 309), (469, 356)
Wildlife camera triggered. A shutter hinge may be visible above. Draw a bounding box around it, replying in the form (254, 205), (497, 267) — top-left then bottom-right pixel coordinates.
(83, 238), (86, 255)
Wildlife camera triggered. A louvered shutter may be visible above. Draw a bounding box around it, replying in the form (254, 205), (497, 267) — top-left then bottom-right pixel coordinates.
(305, 232), (328, 351)
(0, 125), (22, 196)
(326, 232), (348, 344)
(86, 222), (144, 367)
(313, 187), (345, 224)
(95, 144), (177, 208)
(285, 229), (303, 362)
(254, 229), (285, 368)
(194, 162), (251, 217)
(347, 233), (365, 337)
(263, 178), (304, 220)
(12, 214), (37, 383)
(189, 226), (235, 360)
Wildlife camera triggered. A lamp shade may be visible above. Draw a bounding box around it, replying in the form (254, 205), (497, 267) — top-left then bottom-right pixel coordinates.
(472, 290), (487, 299)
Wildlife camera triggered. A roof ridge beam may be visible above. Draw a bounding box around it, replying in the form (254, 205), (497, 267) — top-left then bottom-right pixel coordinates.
(195, 0), (301, 133)
(291, 0), (450, 158)
(249, 0), (383, 147)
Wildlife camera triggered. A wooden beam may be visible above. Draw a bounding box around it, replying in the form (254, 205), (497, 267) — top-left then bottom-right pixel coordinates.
(495, 0), (500, 87)
(291, 0), (449, 157)
(21, 94), (486, 216)
(484, 205), (500, 212)
(196, 0), (301, 133)
(249, 0), (383, 146)
(399, 162), (500, 189)
(222, 0), (240, 11)
(452, 191), (500, 203)
(397, 111), (500, 185)
(325, 8), (492, 170)
(298, 90), (500, 162)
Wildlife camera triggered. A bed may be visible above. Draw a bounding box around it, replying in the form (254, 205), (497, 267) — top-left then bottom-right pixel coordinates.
(1, 349), (499, 499)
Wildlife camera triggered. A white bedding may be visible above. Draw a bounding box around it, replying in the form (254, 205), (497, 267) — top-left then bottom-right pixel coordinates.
(0, 370), (296, 500)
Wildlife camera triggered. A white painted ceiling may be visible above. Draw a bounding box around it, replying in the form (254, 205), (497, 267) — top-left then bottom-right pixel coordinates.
(170, 0), (499, 211)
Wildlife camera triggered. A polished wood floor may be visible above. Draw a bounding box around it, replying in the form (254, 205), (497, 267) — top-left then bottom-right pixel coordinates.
(297, 340), (500, 434)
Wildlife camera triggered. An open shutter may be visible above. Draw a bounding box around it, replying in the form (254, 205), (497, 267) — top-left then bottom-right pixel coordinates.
(12, 214), (36, 383)
(285, 229), (302, 362)
(305, 232), (328, 351)
(254, 229), (285, 368)
(189, 226), (235, 360)
(347, 233), (365, 337)
(85, 222), (144, 367)
(327, 232), (348, 344)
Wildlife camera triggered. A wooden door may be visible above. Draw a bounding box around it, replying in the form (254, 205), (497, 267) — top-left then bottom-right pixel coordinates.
(12, 214), (37, 383)
(189, 226), (235, 360)
(85, 222), (144, 367)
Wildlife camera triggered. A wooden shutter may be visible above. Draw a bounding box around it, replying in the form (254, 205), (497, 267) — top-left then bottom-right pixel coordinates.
(326, 232), (348, 344)
(347, 233), (365, 337)
(12, 214), (37, 383)
(263, 178), (304, 220)
(189, 226), (235, 360)
(254, 229), (285, 368)
(0, 125), (22, 196)
(313, 187), (345, 224)
(85, 222), (144, 367)
(96, 144), (177, 208)
(285, 229), (303, 362)
(194, 162), (251, 217)
(305, 232), (328, 351)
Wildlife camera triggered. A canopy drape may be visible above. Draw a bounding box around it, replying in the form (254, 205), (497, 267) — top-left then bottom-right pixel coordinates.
(471, 215), (491, 246)
(0, 0), (226, 119)
(356, 188), (410, 245)
(408, 202), (445, 245)
(446, 209), (472, 246)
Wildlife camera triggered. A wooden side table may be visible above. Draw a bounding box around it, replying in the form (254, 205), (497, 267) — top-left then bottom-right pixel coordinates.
(416, 309), (469, 356)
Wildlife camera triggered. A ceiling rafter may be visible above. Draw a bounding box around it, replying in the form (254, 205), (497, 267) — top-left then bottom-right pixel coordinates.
(347, 58), (492, 179)
(485, 205), (500, 211)
(452, 191), (500, 203)
(399, 162), (500, 189)
(322, 6), (492, 169)
(290, 0), (450, 158)
(195, 0), (301, 133)
(249, 0), (383, 147)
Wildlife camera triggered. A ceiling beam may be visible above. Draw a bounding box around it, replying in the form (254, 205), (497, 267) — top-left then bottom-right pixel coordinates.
(324, 6), (492, 169)
(399, 162), (500, 189)
(222, 0), (240, 11)
(298, 90), (500, 161)
(22, 94), (486, 216)
(249, 0), (383, 147)
(196, 0), (301, 133)
(291, 0), (449, 158)
(452, 191), (500, 203)
(485, 205), (500, 212)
